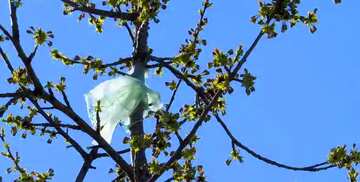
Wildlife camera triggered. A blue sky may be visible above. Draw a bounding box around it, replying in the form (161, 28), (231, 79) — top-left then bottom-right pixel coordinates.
(0, 0), (359, 181)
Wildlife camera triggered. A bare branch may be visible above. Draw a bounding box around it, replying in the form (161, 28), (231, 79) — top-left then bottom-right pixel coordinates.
(102, 57), (133, 68)
(0, 46), (14, 72)
(28, 96), (88, 159)
(40, 106), (56, 110)
(166, 79), (183, 143)
(214, 113), (336, 172)
(230, 31), (265, 78)
(9, 0), (20, 42)
(115, 6), (135, 44)
(32, 123), (82, 131)
(0, 25), (13, 42)
(28, 45), (39, 62)
(60, 90), (72, 109)
(75, 148), (98, 182)
(166, 79), (182, 112)
(94, 148), (130, 159)
(0, 92), (21, 98)
(124, 23), (135, 44)
(0, 97), (21, 117)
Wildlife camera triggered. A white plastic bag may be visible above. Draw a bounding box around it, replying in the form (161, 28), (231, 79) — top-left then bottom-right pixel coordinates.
(85, 75), (162, 144)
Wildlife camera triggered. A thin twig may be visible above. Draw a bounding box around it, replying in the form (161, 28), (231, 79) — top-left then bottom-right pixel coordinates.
(32, 123), (82, 131)
(94, 148), (131, 159)
(166, 79), (182, 112)
(0, 46), (14, 72)
(102, 57), (132, 68)
(29, 96), (88, 159)
(0, 134), (26, 174)
(40, 106), (56, 110)
(115, 6), (135, 43)
(61, 0), (138, 21)
(60, 90), (72, 109)
(0, 96), (21, 117)
(166, 79), (184, 143)
(28, 45), (39, 62)
(214, 114), (335, 172)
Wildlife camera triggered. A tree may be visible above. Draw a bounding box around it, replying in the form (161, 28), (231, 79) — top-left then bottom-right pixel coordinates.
(0, 0), (358, 181)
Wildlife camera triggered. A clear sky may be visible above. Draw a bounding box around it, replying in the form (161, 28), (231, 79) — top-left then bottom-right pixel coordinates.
(0, 0), (359, 181)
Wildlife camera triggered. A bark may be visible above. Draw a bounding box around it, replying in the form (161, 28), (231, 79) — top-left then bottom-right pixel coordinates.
(129, 21), (150, 182)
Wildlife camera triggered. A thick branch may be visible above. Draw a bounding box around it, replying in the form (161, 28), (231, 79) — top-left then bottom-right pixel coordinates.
(0, 92), (22, 98)
(9, 1), (20, 42)
(75, 148), (98, 182)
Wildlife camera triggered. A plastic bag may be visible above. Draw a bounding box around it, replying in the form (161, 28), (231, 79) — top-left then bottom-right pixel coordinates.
(85, 75), (162, 144)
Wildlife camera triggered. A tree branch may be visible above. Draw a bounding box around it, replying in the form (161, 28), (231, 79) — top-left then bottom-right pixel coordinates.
(115, 6), (135, 44)
(148, 93), (220, 182)
(31, 123), (82, 131)
(28, 96), (88, 159)
(94, 148), (130, 159)
(38, 90), (134, 178)
(0, 96), (21, 117)
(166, 79), (182, 112)
(60, 90), (72, 109)
(57, 55), (132, 76)
(213, 113), (336, 172)
(75, 148), (98, 182)
(2, 3), (134, 176)
(148, 21), (269, 182)
(0, 46), (14, 72)
(61, 0), (138, 21)
(0, 134), (26, 174)
(9, 0), (20, 42)
(28, 45), (39, 62)
(0, 92), (22, 98)
(150, 56), (208, 101)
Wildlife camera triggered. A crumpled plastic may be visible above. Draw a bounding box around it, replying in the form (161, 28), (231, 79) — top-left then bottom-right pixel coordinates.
(84, 75), (162, 144)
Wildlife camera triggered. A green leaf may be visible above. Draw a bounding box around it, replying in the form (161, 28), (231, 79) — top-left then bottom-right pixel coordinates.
(165, 80), (177, 90)
(33, 29), (48, 45)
